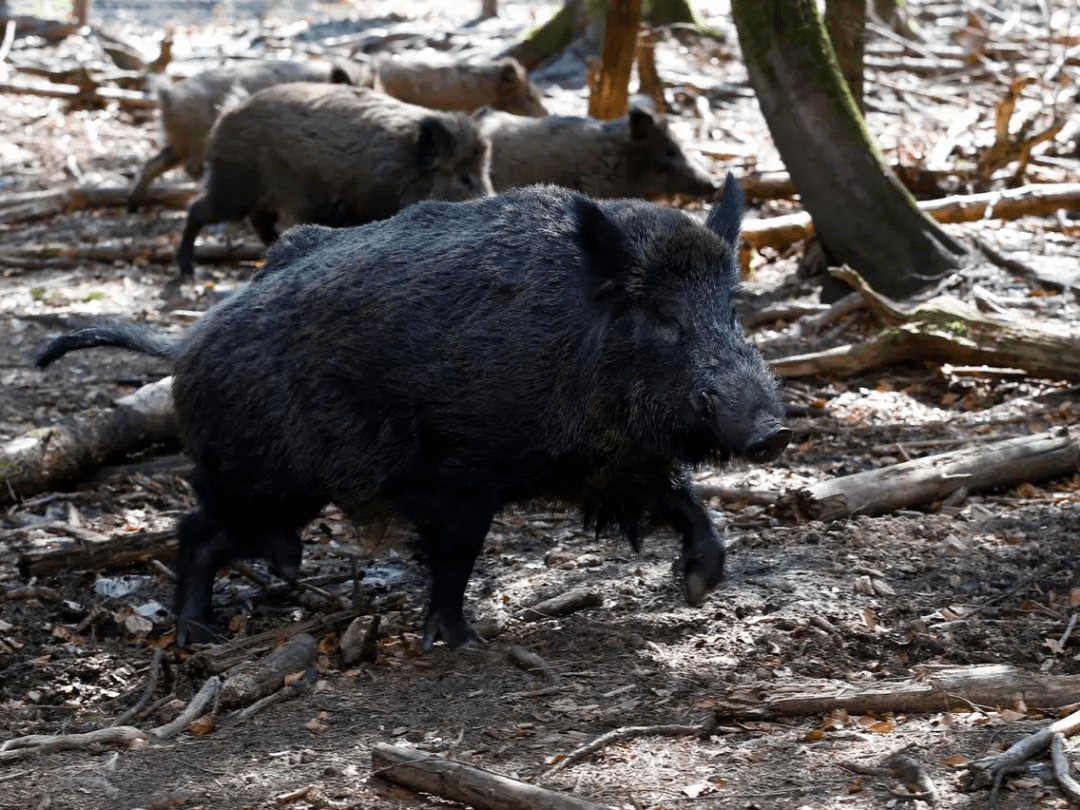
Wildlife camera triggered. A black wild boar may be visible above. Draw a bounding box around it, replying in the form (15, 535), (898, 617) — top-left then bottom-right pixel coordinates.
(35, 173), (789, 649)
(175, 83), (493, 278)
(477, 103), (716, 199)
(377, 55), (547, 116)
(127, 58), (377, 211)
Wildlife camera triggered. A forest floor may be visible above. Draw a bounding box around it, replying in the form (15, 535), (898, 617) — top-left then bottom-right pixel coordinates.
(1, 1), (1080, 809)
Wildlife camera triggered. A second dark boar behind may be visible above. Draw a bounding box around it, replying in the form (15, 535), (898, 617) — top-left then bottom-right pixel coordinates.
(36, 175), (789, 650)
(175, 83), (493, 277)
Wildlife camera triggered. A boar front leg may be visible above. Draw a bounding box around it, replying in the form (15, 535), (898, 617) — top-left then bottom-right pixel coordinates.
(662, 482), (725, 606)
(403, 491), (497, 650)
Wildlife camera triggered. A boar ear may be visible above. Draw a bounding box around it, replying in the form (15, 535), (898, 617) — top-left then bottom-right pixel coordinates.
(497, 60), (523, 90)
(570, 195), (633, 292)
(704, 172), (743, 250)
(328, 62), (354, 85)
(628, 104), (659, 141)
(417, 118), (453, 170)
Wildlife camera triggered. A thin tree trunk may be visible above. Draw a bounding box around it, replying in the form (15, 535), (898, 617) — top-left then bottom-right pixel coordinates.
(588, 0), (642, 120)
(825, 0), (864, 112)
(731, 0), (968, 299)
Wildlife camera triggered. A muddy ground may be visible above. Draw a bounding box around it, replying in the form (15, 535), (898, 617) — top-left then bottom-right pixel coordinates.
(2, 1), (1080, 808)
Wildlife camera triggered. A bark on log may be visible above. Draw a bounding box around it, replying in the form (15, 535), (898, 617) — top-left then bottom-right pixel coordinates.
(371, 743), (616, 810)
(717, 664), (1080, 719)
(1, 377), (177, 504)
(219, 633), (316, 709)
(0, 241), (262, 269)
(514, 587), (603, 622)
(18, 529), (177, 578)
(771, 266), (1080, 382)
(191, 610), (356, 674)
(0, 184), (197, 224)
(0, 80), (155, 108)
(784, 427), (1079, 522)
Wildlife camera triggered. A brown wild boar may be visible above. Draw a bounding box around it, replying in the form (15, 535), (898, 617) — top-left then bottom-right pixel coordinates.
(478, 103), (717, 200)
(377, 55), (546, 117)
(175, 83), (493, 277)
(127, 58), (377, 211)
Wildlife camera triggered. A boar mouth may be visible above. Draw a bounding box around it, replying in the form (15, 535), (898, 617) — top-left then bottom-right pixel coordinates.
(691, 391), (791, 464)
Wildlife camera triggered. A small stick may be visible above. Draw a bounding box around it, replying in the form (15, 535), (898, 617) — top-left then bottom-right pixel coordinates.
(542, 723), (707, 780)
(507, 645), (561, 685)
(111, 648), (164, 726)
(1051, 733), (1080, 806)
(150, 676), (221, 739)
(1058, 614), (1077, 651)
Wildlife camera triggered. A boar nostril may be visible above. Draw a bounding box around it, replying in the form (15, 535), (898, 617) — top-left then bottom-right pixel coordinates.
(745, 427), (792, 463)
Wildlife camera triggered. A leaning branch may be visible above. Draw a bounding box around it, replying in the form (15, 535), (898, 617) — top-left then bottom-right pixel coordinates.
(771, 267), (1080, 382)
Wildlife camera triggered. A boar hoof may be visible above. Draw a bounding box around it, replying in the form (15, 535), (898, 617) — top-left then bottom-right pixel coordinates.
(175, 615), (222, 649)
(421, 610), (482, 651)
(677, 552), (724, 607)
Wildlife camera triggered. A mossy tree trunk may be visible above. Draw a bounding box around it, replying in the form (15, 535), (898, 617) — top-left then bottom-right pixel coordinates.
(731, 0), (967, 298)
(825, 0), (864, 112)
(588, 0), (642, 119)
(505, 0), (712, 72)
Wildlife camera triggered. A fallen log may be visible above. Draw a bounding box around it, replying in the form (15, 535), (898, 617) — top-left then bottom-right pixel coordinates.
(0, 241), (262, 269)
(18, 529), (177, 578)
(0, 184), (197, 224)
(219, 633), (315, 709)
(1, 377), (177, 504)
(514, 587), (603, 622)
(785, 427), (1079, 522)
(717, 664), (1080, 719)
(371, 743), (616, 810)
(771, 266), (1080, 382)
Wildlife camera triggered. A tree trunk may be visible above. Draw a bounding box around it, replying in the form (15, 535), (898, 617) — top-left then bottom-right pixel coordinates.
(72, 0), (89, 25)
(588, 0), (642, 120)
(731, 0), (968, 299)
(644, 0), (705, 27)
(480, 0), (498, 20)
(502, 0), (590, 71)
(825, 0), (864, 112)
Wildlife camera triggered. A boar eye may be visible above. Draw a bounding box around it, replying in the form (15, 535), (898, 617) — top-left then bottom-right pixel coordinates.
(460, 174), (474, 188)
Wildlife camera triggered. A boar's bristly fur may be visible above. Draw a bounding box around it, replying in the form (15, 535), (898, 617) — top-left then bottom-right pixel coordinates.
(34, 174), (789, 650)
(175, 84), (493, 277)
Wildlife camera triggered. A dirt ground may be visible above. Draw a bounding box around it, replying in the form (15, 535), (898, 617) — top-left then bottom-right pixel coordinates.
(2, 1), (1080, 809)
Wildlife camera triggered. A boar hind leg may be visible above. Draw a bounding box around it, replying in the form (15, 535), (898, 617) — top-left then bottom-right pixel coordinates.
(174, 509), (230, 647)
(127, 144), (181, 213)
(248, 208), (279, 245)
(176, 193), (215, 278)
(663, 484), (725, 606)
(404, 492), (496, 650)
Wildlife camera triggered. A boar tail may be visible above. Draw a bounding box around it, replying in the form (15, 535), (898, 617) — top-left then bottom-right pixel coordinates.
(34, 318), (177, 369)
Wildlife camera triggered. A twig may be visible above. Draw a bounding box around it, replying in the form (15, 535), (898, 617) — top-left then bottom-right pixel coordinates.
(221, 683), (307, 729)
(507, 645), (561, 685)
(111, 649), (164, 727)
(1051, 733), (1080, 806)
(1057, 614), (1077, 651)
(150, 676), (221, 740)
(542, 723), (708, 781)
